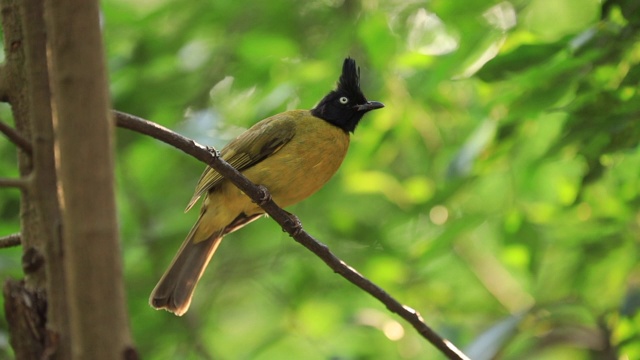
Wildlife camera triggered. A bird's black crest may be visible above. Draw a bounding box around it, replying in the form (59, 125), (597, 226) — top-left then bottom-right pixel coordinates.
(338, 58), (361, 97)
(311, 57), (382, 133)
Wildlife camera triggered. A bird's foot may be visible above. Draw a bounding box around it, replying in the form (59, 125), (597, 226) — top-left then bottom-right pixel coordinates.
(255, 185), (272, 206)
(283, 211), (303, 237)
(205, 145), (221, 158)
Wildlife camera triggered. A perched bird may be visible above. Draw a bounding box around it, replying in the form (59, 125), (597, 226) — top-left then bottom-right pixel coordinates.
(150, 57), (384, 315)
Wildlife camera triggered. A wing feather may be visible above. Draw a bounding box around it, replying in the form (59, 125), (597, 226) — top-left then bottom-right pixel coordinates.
(184, 113), (298, 212)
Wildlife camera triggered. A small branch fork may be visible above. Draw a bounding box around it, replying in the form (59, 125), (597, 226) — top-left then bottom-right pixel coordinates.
(113, 110), (470, 360)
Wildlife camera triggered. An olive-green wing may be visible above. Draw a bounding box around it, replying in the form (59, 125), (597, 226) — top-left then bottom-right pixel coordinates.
(184, 114), (298, 212)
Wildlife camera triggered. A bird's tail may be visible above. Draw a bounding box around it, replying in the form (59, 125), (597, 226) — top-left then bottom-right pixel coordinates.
(149, 212), (263, 316)
(149, 224), (223, 316)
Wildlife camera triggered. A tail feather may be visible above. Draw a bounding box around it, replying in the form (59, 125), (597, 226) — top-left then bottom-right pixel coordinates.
(149, 212), (264, 316)
(149, 230), (223, 316)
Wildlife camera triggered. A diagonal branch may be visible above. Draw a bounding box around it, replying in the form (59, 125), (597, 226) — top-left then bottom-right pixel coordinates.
(0, 118), (33, 154)
(113, 110), (470, 360)
(0, 233), (21, 248)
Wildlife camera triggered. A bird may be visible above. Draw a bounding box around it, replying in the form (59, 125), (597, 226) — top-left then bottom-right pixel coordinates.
(150, 57), (384, 315)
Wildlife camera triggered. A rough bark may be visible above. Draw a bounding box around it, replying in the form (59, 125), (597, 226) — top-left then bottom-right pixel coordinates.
(0, 0), (44, 285)
(21, 0), (71, 357)
(3, 280), (47, 359)
(1, 0), (49, 358)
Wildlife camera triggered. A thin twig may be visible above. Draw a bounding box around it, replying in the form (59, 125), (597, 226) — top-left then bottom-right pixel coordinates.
(0, 233), (21, 248)
(113, 110), (470, 360)
(0, 118), (33, 154)
(0, 176), (29, 189)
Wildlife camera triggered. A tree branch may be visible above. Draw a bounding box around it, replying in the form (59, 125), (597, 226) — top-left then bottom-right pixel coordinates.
(0, 233), (21, 248)
(113, 110), (470, 360)
(0, 118), (33, 155)
(0, 176), (29, 189)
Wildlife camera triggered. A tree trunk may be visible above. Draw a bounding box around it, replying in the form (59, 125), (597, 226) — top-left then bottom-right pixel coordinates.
(44, 0), (135, 358)
(20, 0), (71, 357)
(1, 0), (136, 358)
(1, 0), (50, 357)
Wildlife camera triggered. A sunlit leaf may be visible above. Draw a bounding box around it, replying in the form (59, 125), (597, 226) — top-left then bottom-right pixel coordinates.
(464, 311), (527, 360)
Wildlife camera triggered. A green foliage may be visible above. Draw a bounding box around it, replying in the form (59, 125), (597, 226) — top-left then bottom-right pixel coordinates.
(1, 0), (640, 358)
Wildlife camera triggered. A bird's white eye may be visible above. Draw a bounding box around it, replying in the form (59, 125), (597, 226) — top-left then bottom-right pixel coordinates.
(339, 96), (349, 104)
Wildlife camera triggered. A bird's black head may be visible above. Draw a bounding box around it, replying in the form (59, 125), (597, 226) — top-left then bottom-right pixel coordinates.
(311, 58), (384, 133)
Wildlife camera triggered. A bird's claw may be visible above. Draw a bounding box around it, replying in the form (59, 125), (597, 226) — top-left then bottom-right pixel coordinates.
(255, 185), (272, 206)
(283, 211), (303, 237)
(205, 146), (221, 158)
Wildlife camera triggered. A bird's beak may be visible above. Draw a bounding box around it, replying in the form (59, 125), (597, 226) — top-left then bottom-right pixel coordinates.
(356, 101), (385, 112)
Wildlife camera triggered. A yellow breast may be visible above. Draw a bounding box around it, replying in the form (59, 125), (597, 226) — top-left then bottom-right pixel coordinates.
(241, 110), (350, 208)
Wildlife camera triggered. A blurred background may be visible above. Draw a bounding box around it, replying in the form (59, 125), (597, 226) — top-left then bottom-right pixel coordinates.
(2, 0), (640, 358)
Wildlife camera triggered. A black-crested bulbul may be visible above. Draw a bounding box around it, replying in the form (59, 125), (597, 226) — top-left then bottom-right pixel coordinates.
(150, 57), (384, 315)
